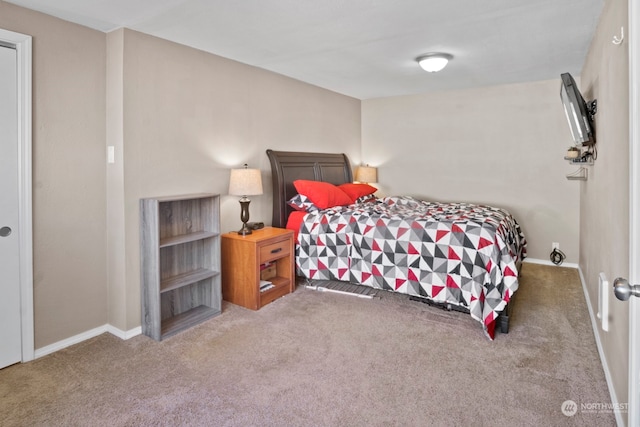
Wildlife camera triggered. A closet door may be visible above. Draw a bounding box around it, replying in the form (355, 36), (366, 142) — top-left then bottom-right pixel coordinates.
(0, 44), (22, 369)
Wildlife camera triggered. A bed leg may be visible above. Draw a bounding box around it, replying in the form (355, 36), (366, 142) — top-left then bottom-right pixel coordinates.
(498, 313), (510, 334)
(498, 299), (514, 334)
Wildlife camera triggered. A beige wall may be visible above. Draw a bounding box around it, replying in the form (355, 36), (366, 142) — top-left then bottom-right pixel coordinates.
(116, 30), (361, 330)
(0, 3), (360, 345)
(362, 79), (580, 262)
(580, 0), (630, 411)
(0, 2), (108, 347)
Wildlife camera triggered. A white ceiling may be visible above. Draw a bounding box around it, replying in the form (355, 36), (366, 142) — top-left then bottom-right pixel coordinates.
(6, 0), (605, 99)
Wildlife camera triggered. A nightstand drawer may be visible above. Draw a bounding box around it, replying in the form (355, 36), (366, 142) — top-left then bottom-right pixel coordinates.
(260, 239), (291, 263)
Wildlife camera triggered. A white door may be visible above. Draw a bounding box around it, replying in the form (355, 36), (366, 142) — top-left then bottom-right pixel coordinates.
(614, 3), (640, 425)
(0, 44), (22, 369)
(628, 2), (640, 425)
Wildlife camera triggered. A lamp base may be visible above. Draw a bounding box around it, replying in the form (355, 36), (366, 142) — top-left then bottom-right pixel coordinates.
(237, 198), (252, 235)
(237, 223), (252, 235)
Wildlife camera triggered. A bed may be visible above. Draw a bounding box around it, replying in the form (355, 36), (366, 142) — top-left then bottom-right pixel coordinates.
(266, 149), (527, 339)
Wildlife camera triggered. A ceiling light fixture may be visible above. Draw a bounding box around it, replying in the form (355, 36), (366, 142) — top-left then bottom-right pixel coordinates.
(416, 53), (453, 73)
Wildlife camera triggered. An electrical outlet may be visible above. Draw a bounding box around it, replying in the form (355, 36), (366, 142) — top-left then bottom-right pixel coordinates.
(107, 146), (115, 164)
(552, 242), (560, 250)
(599, 272), (609, 331)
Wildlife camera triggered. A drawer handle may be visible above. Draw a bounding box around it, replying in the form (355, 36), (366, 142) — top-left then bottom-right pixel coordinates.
(270, 248), (282, 254)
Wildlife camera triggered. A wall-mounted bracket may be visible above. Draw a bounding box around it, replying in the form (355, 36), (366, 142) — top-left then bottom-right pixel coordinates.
(566, 167), (588, 181)
(564, 156), (594, 166)
(587, 99), (598, 120)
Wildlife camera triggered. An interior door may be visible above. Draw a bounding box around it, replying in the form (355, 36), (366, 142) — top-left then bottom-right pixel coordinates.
(0, 44), (22, 369)
(628, 2), (640, 425)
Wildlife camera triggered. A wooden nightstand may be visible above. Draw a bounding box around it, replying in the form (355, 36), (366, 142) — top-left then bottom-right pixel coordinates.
(221, 227), (295, 310)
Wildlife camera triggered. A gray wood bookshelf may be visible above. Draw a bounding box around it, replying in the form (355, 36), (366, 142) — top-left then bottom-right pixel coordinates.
(140, 193), (221, 341)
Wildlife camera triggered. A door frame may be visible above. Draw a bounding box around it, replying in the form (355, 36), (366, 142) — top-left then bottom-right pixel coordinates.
(0, 28), (33, 363)
(629, 1), (639, 425)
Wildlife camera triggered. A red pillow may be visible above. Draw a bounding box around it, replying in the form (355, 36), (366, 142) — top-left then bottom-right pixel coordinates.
(293, 180), (353, 209)
(338, 183), (377, 203)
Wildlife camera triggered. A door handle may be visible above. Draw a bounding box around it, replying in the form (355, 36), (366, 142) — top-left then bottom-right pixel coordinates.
(613, 277), (640, 301)
(0, 226), (11, 237)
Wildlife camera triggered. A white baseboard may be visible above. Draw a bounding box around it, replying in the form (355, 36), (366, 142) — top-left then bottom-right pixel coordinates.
(106, 324), (142, 340)
(523, 257), (579, 269)
(34, 323), (142, 359)
(30, 260), (579, 360)
(577, 267), (624, 427)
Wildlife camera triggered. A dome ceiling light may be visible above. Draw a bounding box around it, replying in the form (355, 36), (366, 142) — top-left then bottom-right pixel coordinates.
(416, 53), (453, 73)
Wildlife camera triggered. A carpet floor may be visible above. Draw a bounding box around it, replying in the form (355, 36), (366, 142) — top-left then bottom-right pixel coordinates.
(0, 263), (617, 426)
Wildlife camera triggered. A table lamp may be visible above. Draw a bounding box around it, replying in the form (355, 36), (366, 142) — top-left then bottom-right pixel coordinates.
(355, 165), (378, 184)
(229, 164), (263, 235)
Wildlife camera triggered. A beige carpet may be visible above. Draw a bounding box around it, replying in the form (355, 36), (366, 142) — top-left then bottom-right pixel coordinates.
(0, 263), (616, 426)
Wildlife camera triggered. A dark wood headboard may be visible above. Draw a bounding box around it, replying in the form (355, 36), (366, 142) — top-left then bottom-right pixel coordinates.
(266, 149), (353, 228)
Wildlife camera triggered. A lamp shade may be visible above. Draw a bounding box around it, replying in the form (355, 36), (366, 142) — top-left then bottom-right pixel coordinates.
(355, 165), (378, 184)
(416, 53), (453, 73)
(229, 167), (263, 196)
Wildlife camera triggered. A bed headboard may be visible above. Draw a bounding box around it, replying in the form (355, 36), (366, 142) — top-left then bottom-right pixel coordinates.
(266, 149), (353, 228)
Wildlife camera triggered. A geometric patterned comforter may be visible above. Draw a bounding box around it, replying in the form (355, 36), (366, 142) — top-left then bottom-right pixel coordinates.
(296, 196), (527, 339)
